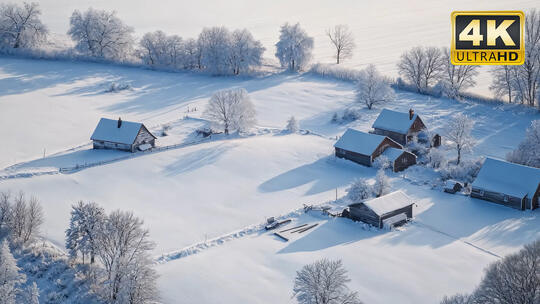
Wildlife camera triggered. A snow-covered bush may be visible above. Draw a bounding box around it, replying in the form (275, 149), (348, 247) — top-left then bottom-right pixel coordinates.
(0, 2), (48, 51)
(506, 120), (540, 168)
(293, 259), (363, 304)
(285, 116), (299, 133)
(427, 148), (447, 169)
(440, 157), (483, 183)
(203, 88), (256, 134)
(345, 179), (373, 203)
(275, 23), (314, 71)
(373, 169), (391, 197)
(105, 82), (132, 93)
(355, 65), (395, 110)
(68, 8), (134, 61)
(373, 155), (390, 170)
(161, 124), (172, 137)
(341, 108), (362, 122)
(331, 112), (339, 123)
(309, 63), (362, 82)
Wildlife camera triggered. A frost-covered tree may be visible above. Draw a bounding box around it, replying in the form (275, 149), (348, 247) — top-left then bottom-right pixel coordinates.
(490, 65), (516, 103)
(198, 26), (232, 75)
(355, 64), (394, 109)
(286, 116), (299, 133)
(441, 47), (479, 98)
(427, 148), (447, 169)
(512, 9), (540, 107)
(327, 25), (355, 64)
(203, 88), (256, 134)
(229, 29), (265, 75)
(22, 196), (43, 244)
(345, 179), (373, 203)
(19, 282), (39, 304)
(0, 2), (47, 50)
(373, 169), (391, 197)
(97, 210), (157, 304)
(275, 23), (314, 71)
(440, 294), (474, 304)
(506, 120), (540, 168)
(0, 240), (26, 304)
(373, 155), (390, 170)
(444, 114), (476, 165)
(0, 192), (11, 235)
(65, 201), (105, 264)
(293, 259), (363, 304)
(68, 8), (134, 60)
(183, 38), (200, 70)
(139, 30), (183, 68)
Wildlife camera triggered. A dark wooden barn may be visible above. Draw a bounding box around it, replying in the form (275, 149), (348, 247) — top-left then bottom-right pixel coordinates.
(334, 129), (402, 167)
(381, 147), (417, 172)
(372, 108), (427, 145)
(471, 158), (540, 210)
(91, 117), (157, 152)
(348, 191), (414, 228)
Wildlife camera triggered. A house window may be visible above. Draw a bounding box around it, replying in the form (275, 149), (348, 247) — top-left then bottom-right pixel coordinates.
(503, 195), (509, 202)
(401, 158), (407, 164)
(478, 190), (485, 196)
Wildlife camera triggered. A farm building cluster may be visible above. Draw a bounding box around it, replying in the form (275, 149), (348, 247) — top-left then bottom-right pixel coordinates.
(333, 108), (540, 229)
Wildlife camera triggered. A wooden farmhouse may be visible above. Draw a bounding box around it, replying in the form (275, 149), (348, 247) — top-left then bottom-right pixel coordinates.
(471, 158), (540, 210)
(334, 129), (416, 171)
(372, 108), (427, 145)
(348, 191), (414, 228)
(91, 118), (156, 152)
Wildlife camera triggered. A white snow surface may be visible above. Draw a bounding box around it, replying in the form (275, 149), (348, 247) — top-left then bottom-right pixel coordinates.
(362, 190), (413, 216)
(0, 57), (540, 303)
(472, 157), (540, 198)
(334, 129), (389, 156)
(90, 117), (148, 144)
(372, 108), (418, 134)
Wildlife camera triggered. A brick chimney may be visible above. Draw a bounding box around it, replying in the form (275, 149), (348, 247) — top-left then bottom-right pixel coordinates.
(409, 109), (414, 120)
(117, 117), (122, 128)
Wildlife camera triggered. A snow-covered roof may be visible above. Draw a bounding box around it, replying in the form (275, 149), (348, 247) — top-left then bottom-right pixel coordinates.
(334, 129), (388, 156)
(362, 191), (414, 216)
(91, 118), (148, 145)
(381, 147), (405, 162)
(372, 109), (420, 134)
(472, 158), (540, 199)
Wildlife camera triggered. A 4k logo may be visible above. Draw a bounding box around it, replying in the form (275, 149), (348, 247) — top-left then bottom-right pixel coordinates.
(451, 11), (524, 65)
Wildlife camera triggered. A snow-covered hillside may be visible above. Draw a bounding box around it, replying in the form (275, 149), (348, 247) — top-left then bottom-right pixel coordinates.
(32, 0), (540, 96)
(0, 57), (539, 303)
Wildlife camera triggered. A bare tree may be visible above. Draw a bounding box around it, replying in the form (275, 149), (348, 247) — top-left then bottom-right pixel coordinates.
(21, 196), (43, 244)
(0, 192), (11, 234)
(512, 9), (540, 107)
(0, 2), (47, 49)
(327, 25), (355, 64)
(441, 47), (479, 98)
(97, 210), (157, 304)
(10, 192), (27, 244)
(203, 88), (256, 134)
(422, 47), (444, 89)
(490, 65), (515, 103)
(68, 8), (134, 60)
(398, 47), (424, 92)
(293, 258), (363, 304)
(355, 64), (395, 109)
(444, 114), (476, 165)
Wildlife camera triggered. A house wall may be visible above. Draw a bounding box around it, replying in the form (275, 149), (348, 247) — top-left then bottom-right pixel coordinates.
(531, 184), (540, 210)
(133, 126), (156, 151)
(373, 138), (402, 159)
(373, 129), (407, 145)
(471, 187), (526, 210)
(93, 141), (132, 152)
(392, 152), (417, 172)
(380, 204), (413, 228)
(348, 204), (380, 227)
(335, 148), (372, 167)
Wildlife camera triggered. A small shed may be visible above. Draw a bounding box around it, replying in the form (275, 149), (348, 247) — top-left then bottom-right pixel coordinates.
(372, 108), (427, 145)
(471, 158), (540, 210)
(381, 147), (417, 172)
(334, 129), (402, 167)
(348, 191), (414, 228)
(91, 118), (156, 152)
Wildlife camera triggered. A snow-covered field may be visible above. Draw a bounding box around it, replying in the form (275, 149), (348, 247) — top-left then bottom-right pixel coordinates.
(1, 56), (539, 303)
(33, 0), (540, 96)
